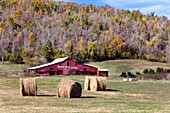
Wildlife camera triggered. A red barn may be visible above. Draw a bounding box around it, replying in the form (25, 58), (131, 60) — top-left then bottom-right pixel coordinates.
(28, 57), (108, 76)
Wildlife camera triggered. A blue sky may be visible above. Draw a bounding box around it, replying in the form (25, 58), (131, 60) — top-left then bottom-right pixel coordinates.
(56, 0), (170, 19)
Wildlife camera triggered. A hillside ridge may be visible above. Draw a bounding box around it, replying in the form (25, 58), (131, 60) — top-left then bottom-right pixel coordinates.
(0, 0), (170, 65)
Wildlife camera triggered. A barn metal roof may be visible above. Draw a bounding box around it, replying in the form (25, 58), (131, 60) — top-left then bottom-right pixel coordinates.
(98, 69), (108, 71)
(28, 57), (69, 70)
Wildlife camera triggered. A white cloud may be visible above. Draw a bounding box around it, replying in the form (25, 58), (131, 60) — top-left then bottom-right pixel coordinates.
(138, 5), (164, 12)
(129, 5), (170, 18)
(102, 0), (170, 7)
(59, 0), (170, 19)
(101, 0), (170, 19)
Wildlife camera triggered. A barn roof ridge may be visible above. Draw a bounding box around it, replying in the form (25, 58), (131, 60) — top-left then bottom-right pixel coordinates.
(28, 57), (69, 70)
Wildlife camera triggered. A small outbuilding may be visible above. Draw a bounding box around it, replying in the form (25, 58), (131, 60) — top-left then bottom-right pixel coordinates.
(97, 69), (109, 77)
(28, 57), (108, 76)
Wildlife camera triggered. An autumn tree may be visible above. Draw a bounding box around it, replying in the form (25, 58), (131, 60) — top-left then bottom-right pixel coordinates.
(64, 40), (73, 58)
(0, 0), (169, 64)
(88, 41), (97, 61)
(78, 37), (87, 59)
(43, 40), (54, 62)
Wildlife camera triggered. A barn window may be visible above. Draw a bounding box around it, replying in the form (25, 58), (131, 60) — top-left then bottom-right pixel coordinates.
(50, 67), (53, 71)
(67, 62), (70, 66)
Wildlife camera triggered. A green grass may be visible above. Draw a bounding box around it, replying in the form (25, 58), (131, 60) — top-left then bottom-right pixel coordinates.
(0, 62), (28, 72)
(0, 76), (170, 113)
(0, 59), (170, 112)
(87, 59), (170, 76)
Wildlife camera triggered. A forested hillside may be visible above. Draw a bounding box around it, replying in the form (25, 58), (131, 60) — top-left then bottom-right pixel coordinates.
(0, 0), (170, 65)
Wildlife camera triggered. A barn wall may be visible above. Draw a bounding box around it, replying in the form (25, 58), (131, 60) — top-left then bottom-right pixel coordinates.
(98, 71), (108, 76)
(36, 58), (98, 75)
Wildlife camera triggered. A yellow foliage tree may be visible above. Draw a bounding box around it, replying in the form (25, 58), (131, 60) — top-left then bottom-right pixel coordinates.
(28, 32), (34, 44)
(113, 15), (119, 22)
(150, 36), (157, 46)
(15, 8), (22, 17)
(17, 32), (22, 38)
(113, 36), (122, 46)
(146, 36), (157, 47)
(0, 27), (5, 32)
(78, 37), (87, 59)
(154, 17), (158, 23)
(142, 16), (147, 22)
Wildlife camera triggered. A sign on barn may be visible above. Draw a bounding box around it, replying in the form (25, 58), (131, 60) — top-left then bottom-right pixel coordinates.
(28, 57), (108, 76)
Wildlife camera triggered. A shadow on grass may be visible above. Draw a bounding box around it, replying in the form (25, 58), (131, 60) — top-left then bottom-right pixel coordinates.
(81, 96), (96, 98)
(107, 89), (121, 92)
(36, 95), (56, 97)
(36, 95), (96, 98)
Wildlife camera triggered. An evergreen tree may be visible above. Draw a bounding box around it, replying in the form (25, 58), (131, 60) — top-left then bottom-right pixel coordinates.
(44, 40), (54, 62)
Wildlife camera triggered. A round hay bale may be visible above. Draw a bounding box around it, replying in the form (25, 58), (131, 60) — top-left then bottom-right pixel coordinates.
(56, 80), (82, 98)
(84, 76), (90, 90)
(97, 77), (107, 91)
(20, 78), (23, 96)
(90, 77), (98, 91)
(89, 77), (107, 91)
(20, 78), (37, 96)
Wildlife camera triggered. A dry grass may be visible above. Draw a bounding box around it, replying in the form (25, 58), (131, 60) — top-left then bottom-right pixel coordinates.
(0, 76), (170, 113)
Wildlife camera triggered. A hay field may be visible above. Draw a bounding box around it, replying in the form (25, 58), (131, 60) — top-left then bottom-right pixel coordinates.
(0, 76), (170, 113)
(0, 59), (170, 112)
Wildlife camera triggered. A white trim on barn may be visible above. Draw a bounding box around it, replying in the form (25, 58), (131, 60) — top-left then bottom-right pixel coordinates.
(28, 57), (69, 70)
(98, 69), (108, 71)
